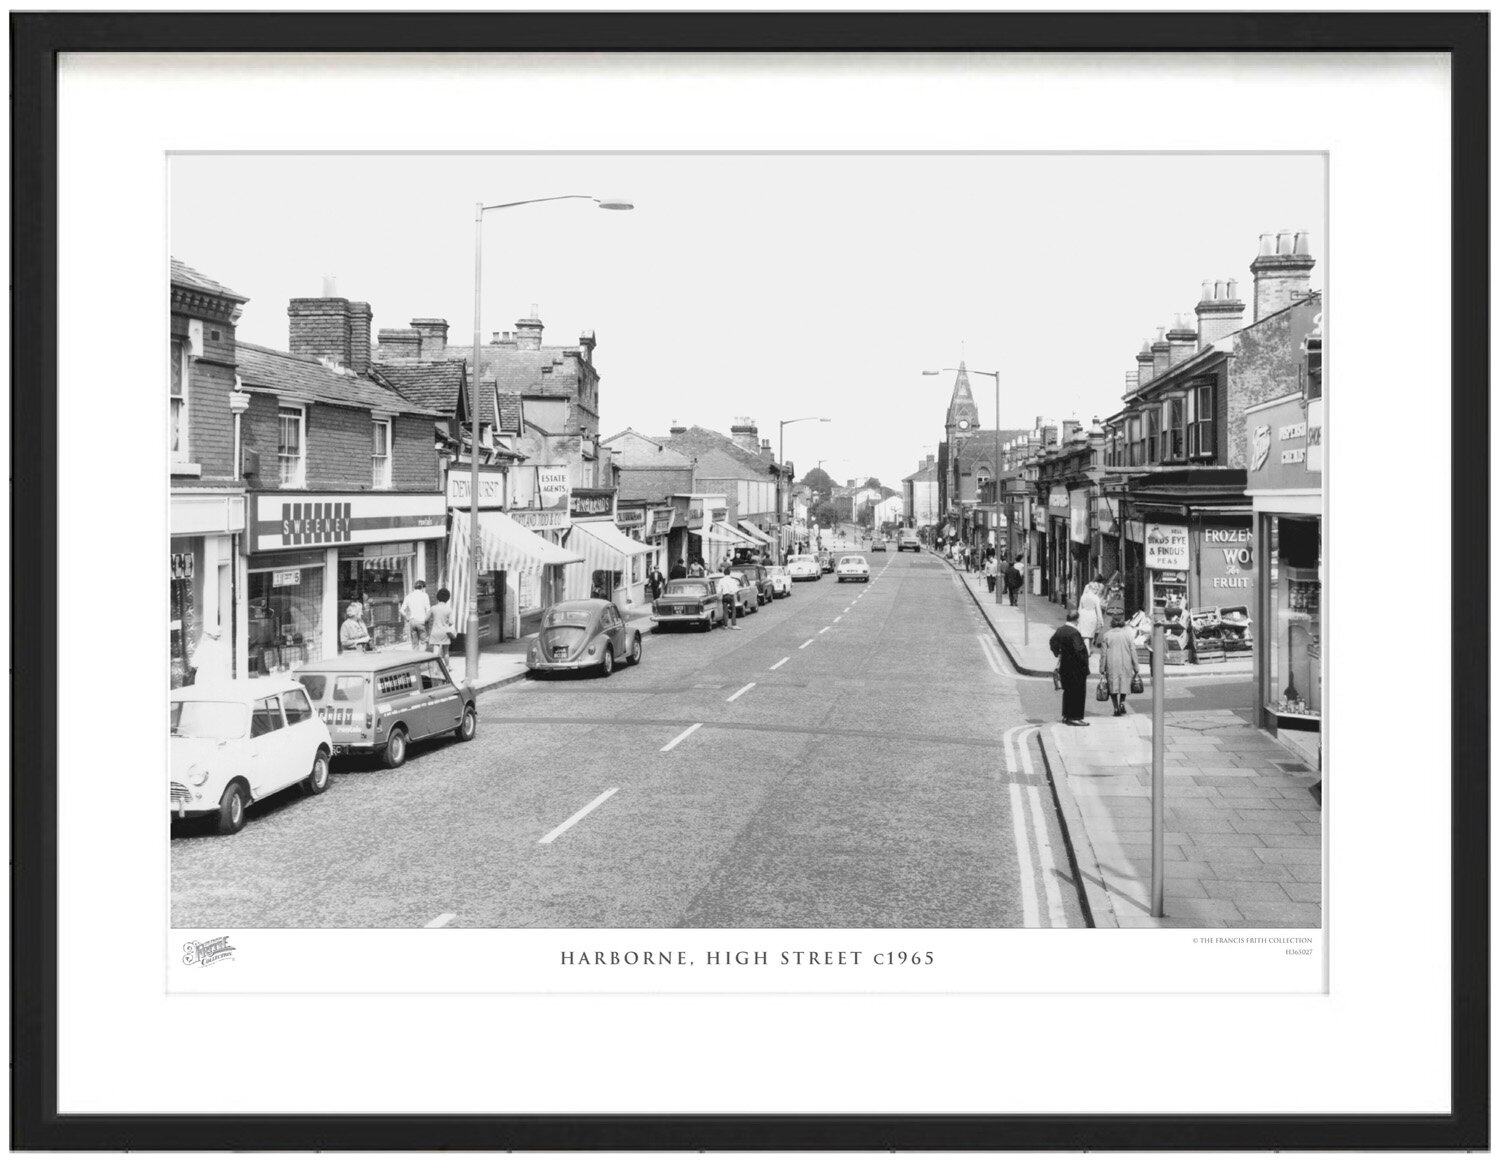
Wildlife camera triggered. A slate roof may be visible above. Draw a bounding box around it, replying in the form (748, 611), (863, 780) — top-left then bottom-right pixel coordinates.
(238, 343), (443, 416)
(481, 348), (585, 398)
(170, 258), (247, 302)
(655, 425), (778, 475)
(375, 360), (466, 420)
(903, 463), (939, 483)
(602, 429), (695, 469)
(496, 391), (523, 436)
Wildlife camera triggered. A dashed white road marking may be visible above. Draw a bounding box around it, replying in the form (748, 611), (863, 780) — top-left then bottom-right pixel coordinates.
(1008, 783), (1041, 928)
(769, 657), (789, 671)
(539, 787), (619, 845)
(843, 607), (851, 613)
(726, 682), (755, 703)
(660, 723), (703, 752)
(833, 616), (842, 623)
(799, 638), (815, 649)
(818, 626), (831, 635)
(424, 913), (456, 928)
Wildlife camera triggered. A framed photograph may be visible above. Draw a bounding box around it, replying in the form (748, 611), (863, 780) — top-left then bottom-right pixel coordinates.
(13, 10), (1487, 1151)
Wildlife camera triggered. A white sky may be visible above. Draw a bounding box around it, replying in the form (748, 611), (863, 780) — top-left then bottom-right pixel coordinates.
(171, 152), (1323, 488)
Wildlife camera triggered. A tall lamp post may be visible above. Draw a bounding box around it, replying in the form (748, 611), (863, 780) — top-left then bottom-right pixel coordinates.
(778, 416), (830, 562)
(925, 366), (1004, 606)
(466, 194), (633, 679)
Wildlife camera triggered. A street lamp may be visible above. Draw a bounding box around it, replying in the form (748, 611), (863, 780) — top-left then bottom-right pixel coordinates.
(778, 416), (829, 562)
(924, 366), (1005, 609)
(466, 194), (633, 679)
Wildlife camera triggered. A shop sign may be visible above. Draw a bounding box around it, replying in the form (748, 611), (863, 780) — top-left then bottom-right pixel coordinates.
(445, 468), (507, 509)
(271, 568), (301, 587)
(1069, 490), (1089, 544)
(251, 493), (445, 553)
(512, 509), (569, 530)
(617, 507), (645, 529)
(1047, 486), (1069, 511)
(711, 506), (728, 524)
(1246, 396), (1322, 492)
(1095, 495), (1119, 536)
(170, 552), (195, 580)
(570, 489), (616, 520)
(1031, 507), (1046, 532)
(649, 508), (674, 536)
(1144, 523), (1190, 570)
(1126, 519), (1144, 543)
(537, 467), (570, 511)
(1201, 526), (1255, 592)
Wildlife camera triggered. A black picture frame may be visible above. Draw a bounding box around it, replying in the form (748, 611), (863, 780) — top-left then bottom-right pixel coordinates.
(12, 11), (1488, 1151)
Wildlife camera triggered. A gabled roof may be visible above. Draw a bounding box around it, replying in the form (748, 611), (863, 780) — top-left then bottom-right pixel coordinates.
(902, 463), (939, 483)
(375, 360), (466, 419)
(238, 343), (442, 416)
(496, 391), (523, 436)
(170, 258), (247, 302)
(684, 445), (765, 481)
(656, 425), (777, 474)
(602, 430), (695, 469)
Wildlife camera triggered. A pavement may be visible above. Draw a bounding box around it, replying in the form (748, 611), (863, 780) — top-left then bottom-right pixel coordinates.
(942, 552), (1320, 929)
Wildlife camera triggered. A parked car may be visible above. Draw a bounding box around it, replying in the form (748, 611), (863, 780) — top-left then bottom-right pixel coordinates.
(765, 564), (792, 598)
(294, 650), (476, 769)
(715, 572), (759, 616)
(787, 554), (822, 582)
(871, 540), (887, 553)
(651, 577), (724, 631)
(836, 554), (871, 583)
(734, 564), (775, 607)
(525, 598), (642, 677)
(818, 550), (836, 573)
(170, 675), (333, 835)
(898, 529), (922, 552)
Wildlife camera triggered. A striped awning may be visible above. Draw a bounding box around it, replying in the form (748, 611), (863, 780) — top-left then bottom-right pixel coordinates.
(736, 520), (774, 545)
(701, 521), (758, 548)
(446, 512), (583, 623)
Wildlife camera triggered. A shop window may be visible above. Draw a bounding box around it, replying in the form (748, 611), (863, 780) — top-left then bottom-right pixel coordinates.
(170, 338), (189, 463)
(1187, 382), (1215, 459)
(372, 419), (392, 488)
(282, 687), (314, 725)
(338, 549), (413, 651)
(1266, 515), (1322, 722)
(590, 569), (622, 600)
(247, 565), (323, 673)
(278, 404), (306, 487)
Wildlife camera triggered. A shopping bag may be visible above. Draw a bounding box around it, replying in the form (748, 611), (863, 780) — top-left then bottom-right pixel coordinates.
(1096, 679), (1110, 702)
(1129, 674), (1144, 695)
(1051, 669), (1063, 691)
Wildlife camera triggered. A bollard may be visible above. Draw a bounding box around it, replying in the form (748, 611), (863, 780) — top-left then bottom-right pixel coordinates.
(1151, 620), (1166, 918)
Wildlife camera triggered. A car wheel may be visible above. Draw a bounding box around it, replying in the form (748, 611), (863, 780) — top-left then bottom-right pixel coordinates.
(383, 727), (408, 769)
(304, 748), (331, 795)
(215, 781), (248, 835)
(454, 703), (477, 741)
(628, 634), (643, 665)
(600, 645), (615, 676)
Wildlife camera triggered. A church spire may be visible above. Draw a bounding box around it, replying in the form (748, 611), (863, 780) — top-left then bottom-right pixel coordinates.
(945, 361), (981, 432)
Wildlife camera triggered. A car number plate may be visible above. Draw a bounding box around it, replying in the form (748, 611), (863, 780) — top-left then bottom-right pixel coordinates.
(552, 646), (568, 659)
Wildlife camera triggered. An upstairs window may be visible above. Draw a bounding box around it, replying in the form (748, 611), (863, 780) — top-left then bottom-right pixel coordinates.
(1163, 398), (1185, 461)
(372, 419), (392, 488)
(278, 404), (306, 487)
(1144, 408), (1160, 464)
(1128, 416), (1145, 466)
(1186, 382), (1215, 459)
(170, 338), (188, 463)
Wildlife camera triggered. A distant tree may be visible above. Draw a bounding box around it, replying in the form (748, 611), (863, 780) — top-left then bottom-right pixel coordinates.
(802, 467), (834, 494)
(812, 499), (840, 527)
(863, 476), (883, 491)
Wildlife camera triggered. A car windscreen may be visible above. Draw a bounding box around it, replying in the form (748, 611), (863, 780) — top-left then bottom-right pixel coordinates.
(170, 700), (248, 739)
(663, 582), (709, 596)
(788, 556), (816, 565)
(840, 557), (867, 566)
(546, 608), (592, 627)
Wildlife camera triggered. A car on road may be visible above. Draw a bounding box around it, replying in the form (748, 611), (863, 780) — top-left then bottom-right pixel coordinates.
(715, 572), (759, 616)
(787, 554), (822, 582)
(294, 650), (476, 769)
(651, 577), (724, 630)
(836, 554), (871, 583)
(818, 550), (835, 573)
(734, 564), (775, 607)
(526, 598), (643, 677)
(897, 529), (922, 552)
(871, 540), (887, 552)
(170, 675), (332, 835)
(764, 564), (792, 598)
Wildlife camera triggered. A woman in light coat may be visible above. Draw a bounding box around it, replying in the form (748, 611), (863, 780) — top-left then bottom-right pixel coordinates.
(1076, 580), (1106, 660)
(1100, 615), (1140, 716)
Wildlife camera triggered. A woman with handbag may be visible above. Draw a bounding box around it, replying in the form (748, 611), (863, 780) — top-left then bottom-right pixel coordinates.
(1100, 615), (1142, 716)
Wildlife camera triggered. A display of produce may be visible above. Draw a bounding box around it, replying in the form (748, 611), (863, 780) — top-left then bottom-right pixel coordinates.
(1218, 604), (1254, 652)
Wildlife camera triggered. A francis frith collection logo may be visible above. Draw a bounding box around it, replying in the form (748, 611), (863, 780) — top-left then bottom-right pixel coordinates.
(182, 935), (236, 967)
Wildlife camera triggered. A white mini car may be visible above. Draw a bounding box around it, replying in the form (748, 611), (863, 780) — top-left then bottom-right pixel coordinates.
(170, 676), (333, 835)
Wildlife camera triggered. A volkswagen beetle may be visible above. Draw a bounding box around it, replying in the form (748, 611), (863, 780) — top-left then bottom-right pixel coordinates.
(528, 599), (643, 676)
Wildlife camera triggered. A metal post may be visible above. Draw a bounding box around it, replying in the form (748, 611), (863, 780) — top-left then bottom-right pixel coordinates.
(1022, 494), (1031, 646)
(993, 371), (1003, 604)
(465, 203), (484, 680)
(1151, 619), (1166, 918)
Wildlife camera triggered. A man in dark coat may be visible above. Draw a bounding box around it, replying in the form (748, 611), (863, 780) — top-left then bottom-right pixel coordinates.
(1004, 559), (1023, 606)
(668, 559), (688, 581)
(1049, 610), (1091, 726)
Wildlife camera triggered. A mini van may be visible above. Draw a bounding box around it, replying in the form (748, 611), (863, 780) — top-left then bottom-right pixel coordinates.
(294, 650), (477, 768)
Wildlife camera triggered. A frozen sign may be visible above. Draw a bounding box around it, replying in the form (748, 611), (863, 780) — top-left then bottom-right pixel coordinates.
(1144, 523), (1189, 571)
(1202, 527), (1254, 591)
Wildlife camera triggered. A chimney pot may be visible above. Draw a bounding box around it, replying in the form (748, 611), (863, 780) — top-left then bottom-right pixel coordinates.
(1227, 277), (1239, 300)
(1201, 279), (1214, 302)
(1215, 279), (1226, 299)
(1294, 230), (1310, 256)
(1259, 233), (1275, 257)
(322, 275), (337, 298)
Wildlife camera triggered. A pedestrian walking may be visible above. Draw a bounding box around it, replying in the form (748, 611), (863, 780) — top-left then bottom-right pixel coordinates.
(1049, 610), (1091, 727)
(647, 563), (666, 601)
(339, 602), (371, 653)
(1004, 559), (1023, 606)
(190, 623), (232, 682)
(984, 555), (998, 593)
(1099, 615), (1140, 716)
(1078, 578), (1106, 667)
(669, 558), (688, 581)
(688, 558), (706, 578)
(428, 587), (455, 660)
(399, 579), (432, 650)
(715, 568), (740, 629)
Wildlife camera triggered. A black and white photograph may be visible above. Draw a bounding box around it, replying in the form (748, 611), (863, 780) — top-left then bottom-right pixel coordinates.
(167, 152), (1325, 934)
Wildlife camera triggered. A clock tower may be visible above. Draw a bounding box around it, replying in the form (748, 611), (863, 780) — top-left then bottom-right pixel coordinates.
(943, 362), (982, 527)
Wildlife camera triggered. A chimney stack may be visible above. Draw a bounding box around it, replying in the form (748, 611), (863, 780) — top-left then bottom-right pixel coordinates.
(1151, 326), (1171, 380)
(376, 327), (422, 363)
(1136, 340), (1155, 388)
(1196, 276), (1247, 349)
(347, 302), (372, 374)
(578, 330), (596, 364)
(288, 296), (352, 369)
(410, 318), (448, 361)
(1166, 313), (1197, 366)
(515, 305), (544, 351)
(669, 421), (687, 436)
(1250, 229), (1317, 321)
(729, 416), (761, 453)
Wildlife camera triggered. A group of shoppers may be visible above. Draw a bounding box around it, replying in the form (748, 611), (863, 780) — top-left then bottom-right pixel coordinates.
(339, 579), (456, 659)
(1048, 576), (1139, 726)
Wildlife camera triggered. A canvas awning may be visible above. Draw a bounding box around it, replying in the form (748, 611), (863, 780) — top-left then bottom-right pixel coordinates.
(700, 521), (759, 549)
(446, 511), (583, 620)
(565, 521), (653, 601)
(736, 520), (774, 546)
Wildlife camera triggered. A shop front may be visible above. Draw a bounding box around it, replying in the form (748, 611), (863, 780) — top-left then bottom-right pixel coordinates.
(1246, 392), (1323, 765)
(448, 509), (583, 640)
(567, 518), (653, 609)
(1068, 487), (1091, 599)
(246, 491), (445, 672)
(1137, 512), (1256, 665)
(170, 488), (246, 686)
